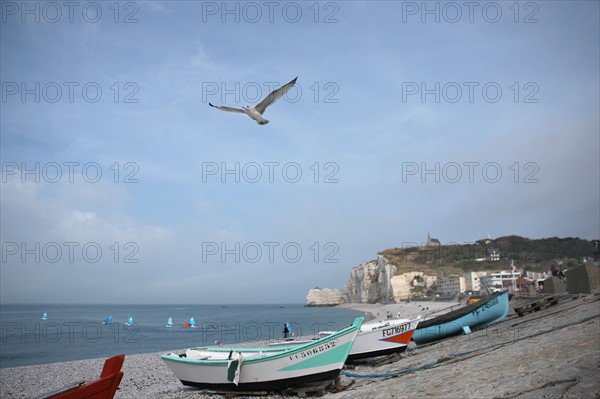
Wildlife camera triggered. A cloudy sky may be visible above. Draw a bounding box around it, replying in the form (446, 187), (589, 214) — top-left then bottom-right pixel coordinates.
(1, 1), (598, 304)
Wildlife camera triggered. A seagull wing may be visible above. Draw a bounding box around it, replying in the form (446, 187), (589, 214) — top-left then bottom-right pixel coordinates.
(255, 77), (297, 115)
(209, 103), (245, 114)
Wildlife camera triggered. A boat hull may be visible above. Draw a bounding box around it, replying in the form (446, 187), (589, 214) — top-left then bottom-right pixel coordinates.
(412, 290), (510, 344)
(180, 368), (341, 391)
(285, 319), (418, 362)
(161, 317), (363, 391)
(346, 319), (418, 361)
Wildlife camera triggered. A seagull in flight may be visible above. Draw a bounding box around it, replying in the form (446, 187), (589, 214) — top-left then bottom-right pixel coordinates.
(209, 77), (297, 125)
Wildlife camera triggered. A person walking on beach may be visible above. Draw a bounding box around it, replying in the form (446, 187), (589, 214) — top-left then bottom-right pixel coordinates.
(283, 323), (290, 339)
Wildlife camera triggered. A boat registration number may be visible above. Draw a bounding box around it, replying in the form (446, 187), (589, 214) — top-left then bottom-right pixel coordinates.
(382, 323), (410, 337)
(289, 340), (338, 361)
(483, 297), (499, 309)
(472, 296), (499, 316)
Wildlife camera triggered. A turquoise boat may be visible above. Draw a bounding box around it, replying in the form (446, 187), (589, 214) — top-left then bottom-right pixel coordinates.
(161, 317), (363, 391)
(412, 290), (510, 344)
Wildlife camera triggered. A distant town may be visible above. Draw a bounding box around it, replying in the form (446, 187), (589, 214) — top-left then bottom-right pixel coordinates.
(306, 234), (600, 306)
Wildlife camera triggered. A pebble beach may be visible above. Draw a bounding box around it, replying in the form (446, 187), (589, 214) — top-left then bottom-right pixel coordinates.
(1, 294), (598, 399)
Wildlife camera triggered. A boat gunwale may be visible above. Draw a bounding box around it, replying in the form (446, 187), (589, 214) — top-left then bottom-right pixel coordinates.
(357, 319), (418, 335)
(416, 290), (508, 329)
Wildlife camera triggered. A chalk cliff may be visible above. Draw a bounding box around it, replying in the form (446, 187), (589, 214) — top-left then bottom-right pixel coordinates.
(305, 287), (347, 306)
(342, 256), (397, 303)
(390, 271), (437, 301)
(306, 255), (437, 305)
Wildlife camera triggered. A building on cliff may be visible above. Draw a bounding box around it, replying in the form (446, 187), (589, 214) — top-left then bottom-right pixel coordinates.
(427, 233), (441, 246)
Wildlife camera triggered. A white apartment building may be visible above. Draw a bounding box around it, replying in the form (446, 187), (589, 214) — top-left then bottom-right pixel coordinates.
(480, 270), (522, 291)
(435, 275), (466, 297)
(464, 271), (488, 292)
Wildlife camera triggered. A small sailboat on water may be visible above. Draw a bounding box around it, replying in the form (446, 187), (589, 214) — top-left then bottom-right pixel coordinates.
(103, 315), (113, 324)
(42, 312), (48, 320)
(166, 317), (173, 328)
(182, 316), (197, 328)
(124, 315), (134, 326)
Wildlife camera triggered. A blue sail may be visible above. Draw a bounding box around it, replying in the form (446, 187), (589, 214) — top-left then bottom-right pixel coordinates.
(166, 317), (173, 327)
(104, 315), (113, 324)
(189, 316), (196, 326)
(42, 312), (48, 320)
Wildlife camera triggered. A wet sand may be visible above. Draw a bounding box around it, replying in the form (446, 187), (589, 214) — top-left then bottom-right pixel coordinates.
(1, 293), (598, 399)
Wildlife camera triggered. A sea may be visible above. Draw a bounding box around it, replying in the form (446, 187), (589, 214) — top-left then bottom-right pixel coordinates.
(0, 304), (363, 368)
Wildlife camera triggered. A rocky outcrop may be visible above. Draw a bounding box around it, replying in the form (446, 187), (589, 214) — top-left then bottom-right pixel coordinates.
(305, 287), (347, 306)
(306, 255), (437, 305)
(391, 271), (437, 301)
(343, 256), (397, 303)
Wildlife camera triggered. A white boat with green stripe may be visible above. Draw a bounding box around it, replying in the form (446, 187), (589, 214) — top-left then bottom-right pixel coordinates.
(161, 317), (363, 391)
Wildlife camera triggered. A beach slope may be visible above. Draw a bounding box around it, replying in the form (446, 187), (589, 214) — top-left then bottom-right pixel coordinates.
(1, 294), (598, 398)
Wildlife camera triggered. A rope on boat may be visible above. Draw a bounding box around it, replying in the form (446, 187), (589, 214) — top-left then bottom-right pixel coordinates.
(342, 313), (600, 379)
